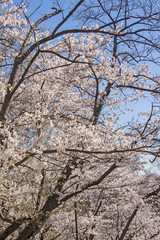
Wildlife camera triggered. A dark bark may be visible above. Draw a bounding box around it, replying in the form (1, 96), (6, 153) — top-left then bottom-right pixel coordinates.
(119, 206), (139, 240)
(14, 163), (116, 240)
(0, 218), (30, 240)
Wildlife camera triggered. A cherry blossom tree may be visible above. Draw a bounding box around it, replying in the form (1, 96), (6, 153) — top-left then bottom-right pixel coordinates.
(74, 0), (160, 65)
(0, 0), (160, 239)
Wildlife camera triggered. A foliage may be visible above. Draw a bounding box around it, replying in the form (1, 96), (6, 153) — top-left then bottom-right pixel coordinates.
(0, 1), (160, 239)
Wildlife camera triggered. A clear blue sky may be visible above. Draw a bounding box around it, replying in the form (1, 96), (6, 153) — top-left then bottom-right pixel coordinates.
(12, 0), (160, 173)
(12, 0), (159, 127)
(13, 0), (160, 73)
(14, 0), (79, 31)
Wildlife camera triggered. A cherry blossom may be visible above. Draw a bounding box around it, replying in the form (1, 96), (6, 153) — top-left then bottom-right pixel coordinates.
(0, 1), (159, 239)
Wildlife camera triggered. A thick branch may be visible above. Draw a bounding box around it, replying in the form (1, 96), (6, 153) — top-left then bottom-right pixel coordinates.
(0, 218), (30, 240)
(144, 186), (160, 199)
(20, 9), (62, 55)
(17, 28), (122, 65)
(60, 163), (117, 203)
(10, 163), (116, 240)
(119, 206), (139, 240)
(14, 163), (72, 240)
(0, 50), (40, 121)
(116, 84), (160, 94)
(52, 0), (85, 35)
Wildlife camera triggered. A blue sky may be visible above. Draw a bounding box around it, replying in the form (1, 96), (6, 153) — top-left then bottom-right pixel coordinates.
(12, 0), (160, 73)
(12, 0), (159, 126)
(11, 0), (160, 173)
(12, 0), (159, 119)
(13, 0), (79, 31)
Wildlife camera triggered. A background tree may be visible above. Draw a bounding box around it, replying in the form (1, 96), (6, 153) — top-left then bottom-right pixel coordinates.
(0, 0), (160, 239)
(75, 0), (160, 64)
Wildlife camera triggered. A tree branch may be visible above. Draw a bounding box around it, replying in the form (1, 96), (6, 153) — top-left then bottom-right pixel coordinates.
(119, 206), (139, 240)
(52, 0), (85, 35)
(116, 84), (160, 94)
